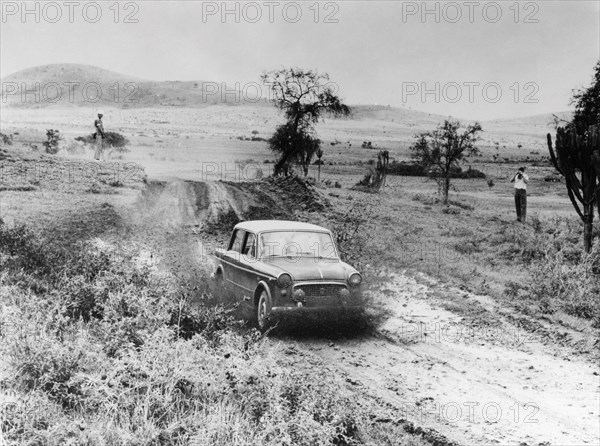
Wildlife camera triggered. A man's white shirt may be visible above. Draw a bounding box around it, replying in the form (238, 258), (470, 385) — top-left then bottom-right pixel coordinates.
(514, 174), (529, 190)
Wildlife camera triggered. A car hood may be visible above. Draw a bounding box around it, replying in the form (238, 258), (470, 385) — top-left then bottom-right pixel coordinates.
(265, 257), (354, 282)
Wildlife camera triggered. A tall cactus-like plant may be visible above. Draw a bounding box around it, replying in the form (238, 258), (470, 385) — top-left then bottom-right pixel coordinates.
(547, 125), (600, 252)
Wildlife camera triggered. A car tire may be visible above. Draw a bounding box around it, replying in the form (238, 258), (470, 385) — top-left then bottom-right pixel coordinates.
(256, 289), (271, 333)
(210, 269), (225, 296)
(214, 269), (224, 287)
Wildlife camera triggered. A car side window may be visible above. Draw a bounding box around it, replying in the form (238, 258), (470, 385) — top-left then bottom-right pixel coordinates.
(242, 233), (256, 258)
(229, 230), (245, 253)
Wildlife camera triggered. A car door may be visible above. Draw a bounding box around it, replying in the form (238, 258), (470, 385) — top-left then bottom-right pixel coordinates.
(221, 229), (245, 290)
(237, 231), (261, 293)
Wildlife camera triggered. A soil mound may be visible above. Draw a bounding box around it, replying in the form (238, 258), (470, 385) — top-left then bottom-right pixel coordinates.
(138, 176), (329, 236)
(261, 175), (330, 212)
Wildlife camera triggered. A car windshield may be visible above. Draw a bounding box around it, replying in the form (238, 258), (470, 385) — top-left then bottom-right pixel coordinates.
(259, 231), (338, 259)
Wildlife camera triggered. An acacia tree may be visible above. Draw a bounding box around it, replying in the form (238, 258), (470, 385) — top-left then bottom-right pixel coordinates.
(570, 60), (600, 135)
(262, 68), (350, 176)
(267, 122), (320, 176)
(410, 120), (482, 204)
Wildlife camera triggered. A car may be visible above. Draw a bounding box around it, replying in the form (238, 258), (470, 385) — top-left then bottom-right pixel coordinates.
(212, 220), (363, 331)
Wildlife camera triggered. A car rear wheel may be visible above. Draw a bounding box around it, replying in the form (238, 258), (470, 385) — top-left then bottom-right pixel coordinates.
(214, 269), (224, 287)
(210, 269), (225, 298)
(256, 290), (271, 332)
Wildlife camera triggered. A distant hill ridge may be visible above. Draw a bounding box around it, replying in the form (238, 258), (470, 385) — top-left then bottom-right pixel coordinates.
(1, 64), (572, 126)
(1, 63), (269, 108)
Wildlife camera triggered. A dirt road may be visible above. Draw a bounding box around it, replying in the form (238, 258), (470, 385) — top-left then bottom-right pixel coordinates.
(277, 273), (599, 445)
(111, 179), (600, 446)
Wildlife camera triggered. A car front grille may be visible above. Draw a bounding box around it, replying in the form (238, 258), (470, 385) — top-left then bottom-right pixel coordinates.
(294, 283), (348, 304)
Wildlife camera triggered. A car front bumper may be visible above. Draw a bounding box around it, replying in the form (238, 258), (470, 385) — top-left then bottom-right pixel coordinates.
(271, 302), (363, 314)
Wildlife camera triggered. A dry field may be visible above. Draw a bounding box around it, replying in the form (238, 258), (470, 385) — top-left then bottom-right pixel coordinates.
(1, 105), (598, 446)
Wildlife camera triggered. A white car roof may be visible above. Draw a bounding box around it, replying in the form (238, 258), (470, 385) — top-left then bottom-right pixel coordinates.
(234, 220), (331, 233)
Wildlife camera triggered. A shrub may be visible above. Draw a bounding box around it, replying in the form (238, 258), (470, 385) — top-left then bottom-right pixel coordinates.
(329, 198), (379, 272)
(488, 216), (600, 323)
(457, 166), (486, 179)
(1, 131), (13, 145)
(528, 247), (600, 320)
(43, 129), (62, 154)
(442, 206), (460, 215)
(75, 131), (130, 152)
(387, 162), (485, 179)
(387, 161), (425, 177)
(4, 334), (89, 409)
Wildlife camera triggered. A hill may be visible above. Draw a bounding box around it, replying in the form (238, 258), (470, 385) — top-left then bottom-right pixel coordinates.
(1, 63), (265, 108)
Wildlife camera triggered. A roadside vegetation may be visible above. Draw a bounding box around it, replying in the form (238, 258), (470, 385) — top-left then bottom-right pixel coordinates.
(0, 219), (430, 446)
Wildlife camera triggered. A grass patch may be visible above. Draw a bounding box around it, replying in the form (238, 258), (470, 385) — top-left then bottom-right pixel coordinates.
(0, 220), (427, 446)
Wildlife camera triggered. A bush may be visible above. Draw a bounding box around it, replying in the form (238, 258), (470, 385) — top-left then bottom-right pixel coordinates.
(528, 246), (600, 320)
(387, 161), (425, 177)
(485, 216), (600, 323)
(329, 198), (379, 272)
(456, 166), (486, 179)
(43, 129), (61, 154)
(387, 162), (485, 179)
(75, 131), (130, 152)
(1, 131), (13, 145)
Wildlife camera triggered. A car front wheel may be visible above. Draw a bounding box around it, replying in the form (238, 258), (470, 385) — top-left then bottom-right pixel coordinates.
(256, 289), (271, 332)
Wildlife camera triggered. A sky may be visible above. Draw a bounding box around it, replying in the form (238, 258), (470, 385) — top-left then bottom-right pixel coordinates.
(1, 0), (599, 120)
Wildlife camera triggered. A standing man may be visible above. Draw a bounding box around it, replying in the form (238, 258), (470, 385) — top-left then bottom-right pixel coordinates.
(94, 110), (106, 161)
(510, 166), (529, 222)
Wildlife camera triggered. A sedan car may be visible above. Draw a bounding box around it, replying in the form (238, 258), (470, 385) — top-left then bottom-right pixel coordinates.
(213, 220), (363, 331)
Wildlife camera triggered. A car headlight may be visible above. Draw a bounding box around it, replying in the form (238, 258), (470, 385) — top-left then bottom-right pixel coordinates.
(293, 289), (306, 301)
(348, 273), (362, 287)
(277, 273), (292, 288)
